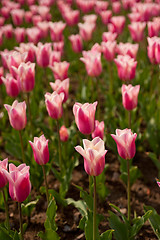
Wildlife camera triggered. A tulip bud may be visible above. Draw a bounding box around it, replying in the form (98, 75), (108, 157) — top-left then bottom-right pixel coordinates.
(2, 74), (20, 97)
(92, 120), (104, 140)
(122, 84), (140, 111)
(50, 78), (69, 103)
(0, 159), (8, 189)
(59, 125), (69, 142)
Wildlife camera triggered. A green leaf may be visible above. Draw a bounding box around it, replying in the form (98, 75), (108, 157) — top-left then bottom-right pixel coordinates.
(66, 198), (87, 216)
(109, 204), (129, 224)
(44, 198), (57, 231)
(96, 165), (110, 200)
(108, 211), (129, 240)
(85, 210), (101, 240)
(38, 230), (59, 240)
(79, 216), (86, 230)
(130, 210), (152, 238)
(100, 229), (114, 240)
(144, 205), (160, 239)
(40, 187), (67, 206)
(0, 227), (12, 240)
(120, 166), (141, 187)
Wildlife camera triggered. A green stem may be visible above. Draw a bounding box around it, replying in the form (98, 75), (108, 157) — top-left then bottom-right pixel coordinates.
(96, 77), (100, 120)
(18, 202), (24, 240)
(93, 176), (97, 240)
(89, 175), (93, 196)
(27, 92), (32, 127)
(42, 165), (49, 205)
(56, 120), (63, 171)
(2, 189), (10, 231)
(127, 159), (131, 222)
(128, 111), (131, 129)
(18, 130), (25, 163)
(109, 61), (113, 94)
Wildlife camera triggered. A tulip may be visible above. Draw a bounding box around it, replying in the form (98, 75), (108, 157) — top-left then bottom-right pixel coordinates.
(0, 30), (3, 46)
(0, 67), (4, 85)
(35, 43), (52, 68)
(78, 22), (95, 41)
(111, 128), (137, 160)
(73, 101), (97, 135)
(0, 17), (5, 26)
(128, 22), (146, 42)
(29, 135), (49, 165)
(94, 1), (108, 14)
(0, 158), (8, 189)
(63, 10), (79, 26)
(110, 16), (125, 35)
(77, 0), (95, 13)
(2, 74), (20, 97)
(49, 51), (61, 66)
(69, 34), (83, 53)
(50, 61), (70, 80)
(102, 32), (117, 42)
(92, 120), (104, 140)
(53, 41), (64, 56)
(122, 84), (140, 111)
(156, 180), (160, 188)
(45, 91), (64, 119)
(26, 27), (41, 44)
(15, 43), (35, 63)
(99, 10), (112, 25)
(4, 100), (27, 131)
(11, 9), (24, 26)
(112, 2), (121, 14)
(37, 21), (49, 38)
(32, 15), (43, 26)
(148, 21), (160, 38)
(59, 125), (69, 142)
(101, 41), (116, 62)
(116, 43), (139, 59)
(14, 28), (26, 43)
(128, 13), (141, 23)
(25, 11), (33, 23)
(50, 78), (69, 103)
(83, 14), (97, 24)
(3, 163), (31, 202)
(75, 137), (107, 176)
(114, 55), (137, 81)
(3, 24), (13, 39)
(80, 50), (102, 77)
(49, 21), (66, 42)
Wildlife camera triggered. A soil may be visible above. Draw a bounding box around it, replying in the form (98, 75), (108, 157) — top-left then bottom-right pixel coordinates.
(0, 151), (159, 240)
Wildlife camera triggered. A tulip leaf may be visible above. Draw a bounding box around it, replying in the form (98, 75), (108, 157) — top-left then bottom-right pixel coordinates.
(100, 229), (114, 240)
(38, 230), (59, 240)
(44, 198), (58, 231)
(109, 204), (129, 224)
(144, 205), (160, 239)
(96, 164), (109, 200)
(66, 198), (87, 216)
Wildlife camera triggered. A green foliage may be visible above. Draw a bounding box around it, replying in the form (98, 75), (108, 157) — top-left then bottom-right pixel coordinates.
(21, 195), (40, 218)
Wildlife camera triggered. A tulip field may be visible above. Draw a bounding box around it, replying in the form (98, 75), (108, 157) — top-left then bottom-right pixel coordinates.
(0, 0), (160, 239)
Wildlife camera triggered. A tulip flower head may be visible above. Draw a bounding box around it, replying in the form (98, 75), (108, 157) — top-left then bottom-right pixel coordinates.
(50, 78), (69, 103)
(29, 135), (49, 165)
(2, 74), (20, 97)
(4, 100), (27, 130)
(50, 61), (70, 80)
(111, 129), (137, 160)
(92, 120), (104, 140)
(0, 158), (8, 189)
(75, 137), (107, 176)
(59, 125), (69, 142)
(2, 163), (31, 202)
(122, 84), (140, 111)
(73, 101), (97, 135)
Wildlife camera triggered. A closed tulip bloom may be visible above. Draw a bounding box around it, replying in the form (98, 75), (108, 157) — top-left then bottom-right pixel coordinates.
(35, 43), (52, 68)
(11, 9), (24, 26)
(2, 74), (20, 97)
(2, 163), (31, 202)
(53, 41), (64, 56)
(99, 10), (112, 25)
(73, 101), (97, 135)
(148, 21), (160, 37)
(50, 61), (70, 80)
(4, 100), (27, 130)
(78, 22), (95, 41)
(112, 2), (121, 14)
(16, 43), (35, 63)
(116, 43), (139, 59)
(102, 32), (117, 42)
(80, 50), (102, 77)
(63, 10), (79, 26)
(0, 159), (8, 189)
(114, 55), (137, 81)
(110, 16), (125, 35)
(128, 22), (146, 42)
(45, 91), (64, 119)
(14, 62), (35, 92)
(49, 21), (66, 42)
(26, 27), (41, 44)
(50, 51), (61, 66)
(111, 129), (137, 160)
(37, 21), (49, 38)
(122, 84), (140, 111)
(3, 24), (13, 39)
(0, 67), (4, 85)
(94, 1), (108, 14)
(59, 125), (69, 142)
(92, 120), (104, 140)
(147, 37), (157, 64)
(77, 0), (95, 13)
(83, 14), (97, 24)
(14, 28), (26, 43)
(25, 11), (33, 23)
(29, 135), (49, 165)
(75, 137), (107, 176)
(101, 41), (116, 61)
(50, 78), (69, 103)
(69, 34), (83, 53)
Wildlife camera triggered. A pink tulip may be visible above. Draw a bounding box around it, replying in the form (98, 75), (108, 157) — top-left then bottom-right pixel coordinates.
(69, 34), (83, 53)
(128, 22), (146, 42)
(2, 74), (20, 97)
(14, 62), (35, 92)
(45, 91), (64, 119)
(147, 36), (160, 64)
(78, 22), (95, 41)
(83, 14), (97, 24)
(111, 129), (137, 160)
(0, 67), (4, 85)
(114, 55), (137, 81)
(80, 50), (102, 77)
(49, 21), (66, 42)
(2, 163), (31, 202)
(32, 15), (43, 26)
(101, 41), (117, 61)
(148, 21), (160, 38)
(50, 78), (69, 103)
(0, 159), (8, 189)
(59, 125), (69, 142)
(50, 51), (61, 66)
(3, 24), (13, 39)
(63, 10), (79, 26)
(112, 2), (121, 14)
(25, 11), (33, 23)
(53, 41), (64, 56)
(37, 21), (49, 38)
(15, 43), (35, 63)
(116, 43), (139, 59)
(0, 17), (5, 26)
(92, 120), (104, 140)
(157, 180), (160, 188)
(0, 30), (3, 46)
(50, 61), (70, 80)
(95, 1), (108, 14)
(77, 0), (95, 13)
(4, 100), (27, 131)
(110, 16), (125, 34)
(91, 43), (102, 53)
(128, 12), (141, 23)
(11, 9), (24, 26)
(99, 10), (112, 25)
(102, 32), (117, 42)
(35, 43), (52, 68)
(29, 135), (49, 165)
(14, 28), (26, 43)
(75, 137), (107, 176)
(73, 101), (97, 135)
(122, 84), (140, 111)
(26, 27), (41, 44)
